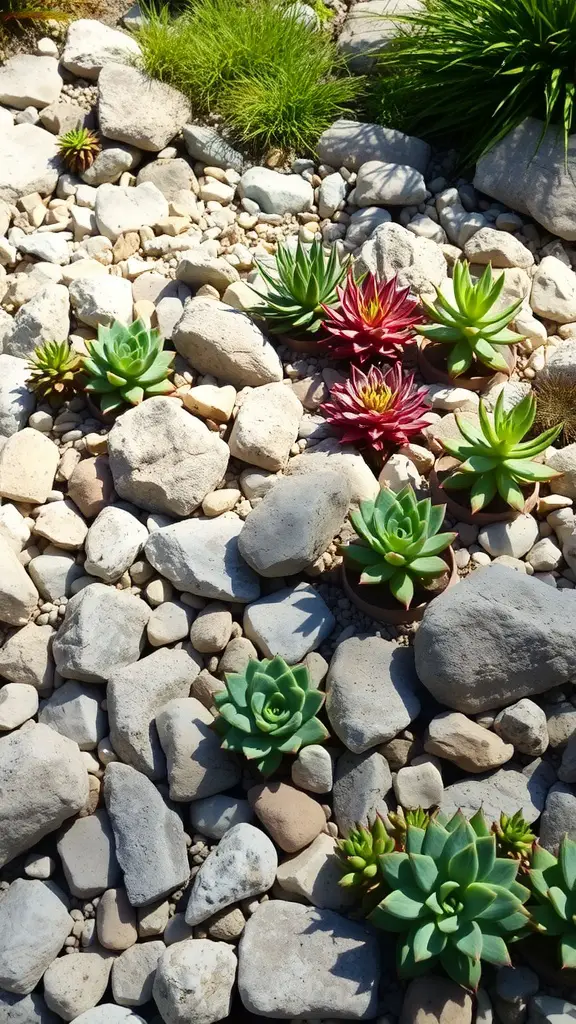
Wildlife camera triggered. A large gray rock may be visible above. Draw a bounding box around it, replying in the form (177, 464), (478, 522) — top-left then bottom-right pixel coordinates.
(238, 167), (313, 215)
(338, 0), (422, 71)
(3, 284), (70, 360)
(189, 795), (254, 840)
(145, 516), (260, 603)
(0, 723), (88, 867)
(326, 636), (421, 753)
(0, 124), (60, 204)
(57, 809), (121, 898)
(441, 759), (555, 824)
(539, 783), (576, 852)
(0, 880), (71, 994)
(136, 157), (197, 199)
(0, 622), (54, 691)
(98, 63), (192, 152)
(547, 444), (576, 500)
(355, 160), (426, 206)
(53, 583), (150, 683)
(183, 124), (244, 172)
(28, 553), (84, 602)
(0, 991), (60, 1023)
(81, 142), (141, 185)
(185, 823), (277, 925)
(156, 697), (241, 801)
(153, 939), (237, 1024)
(61, 19), (141, 80)
(173, 299), (283, 388)
(39, 680), (107, 750)
(238, 471), (350, 577)
(104, 762), (189, 907)
(69, 1009), (144, 1024)
(68, 275), (132, 329)
(414, 566), (576, 713)
(112, 940), (165, 1007)
(474, 117), (576, 241)
(94, 181), (168, 241)
(316, 117), (429, 174)
(43, 949), (113, 1021)
(238, 900), (380, 1019)
(108, 397), (229, 517)
(0, 56), (62, 110)
(228, 382), (302, 471)
(0, 535), (39, 627)
(333, 749), (392, 835)
(84, 506), (148, 583)
(0, 355), (36, 437)
(243, 582), (335, 663)
(107, 649), (197, 779)
(355, 220), (447, 298)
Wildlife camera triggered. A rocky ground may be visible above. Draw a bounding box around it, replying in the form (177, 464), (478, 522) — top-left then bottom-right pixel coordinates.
(1, 6), (576, 1024)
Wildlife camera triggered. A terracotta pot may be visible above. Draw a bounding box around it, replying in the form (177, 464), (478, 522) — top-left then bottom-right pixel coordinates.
(341, 546), (458, 626)
(430, 455), (540, 526)
(417, 337), (516, 392)
(277, 331), (329, 355)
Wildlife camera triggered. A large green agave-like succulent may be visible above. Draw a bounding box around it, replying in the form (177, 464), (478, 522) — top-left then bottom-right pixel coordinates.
(527, 837), (576, 967)
(368, 808), (531, 989)
(83, 318), (175, 415)
(214, 656), (329, 776)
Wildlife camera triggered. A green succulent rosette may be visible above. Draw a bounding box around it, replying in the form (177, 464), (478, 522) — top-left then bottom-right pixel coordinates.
(83, 318), (175, 415)
(527, 837), (576, 967)
(214, 656), (329, 776)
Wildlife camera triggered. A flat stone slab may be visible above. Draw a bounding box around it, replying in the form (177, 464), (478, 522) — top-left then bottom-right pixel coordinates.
(316, 117), (430, 174)
(243, 582), (335, 663)
(0, 123), (60, 203)
(441, 759), (555, 823)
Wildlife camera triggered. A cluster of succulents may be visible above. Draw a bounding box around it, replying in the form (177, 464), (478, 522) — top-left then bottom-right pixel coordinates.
(57, 127), (102, 174)
(342, 485), (456, 608)
(250, 239), (348, 337)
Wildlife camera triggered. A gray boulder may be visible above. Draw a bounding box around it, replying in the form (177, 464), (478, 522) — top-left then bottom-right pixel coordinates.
(183, 124), (243, 172)
(333, 749), (392, 836)
(0, 622), (54, 690)
(414, 565), (576, 713)
(136, 157), (197, 200)
(0, 991), (60, 1023)
(338, 0), (423, 71)
(238, 900), (380, 1019)
(107, 649), (199, 779)
(145, 516), (260, 603)
(539, 783), (576, 852)
(441, 759), (555, 824)
(0, 123), (60, 204)
(316, 117), (429, 174)
(0, 355), (36, 437)
(53, 583), (150, 683)
(39, 680), (107, 750)
(3, 284), (70, 360)
(104, 762), (189, 907)
(108, 397), (229, 517)
(84, 506), (148, 583)
(28, 553), (84, 601)
(156, 697), (241, 800)
(111, 940), (165, 1007)
(153, 939), (237, 1024)
(61, 18), (141, 80)
(238, 167), (313, 215)
(238, 471), (350, 577)
(98, 63), (192, 152)
(185, 823), (276, 925)
(243, 582), (335, 663)
(57, 809), (121, 899)
(0, 880), (71, 994)
(189, 795), (254, 840)
(326, 635), (421, 753)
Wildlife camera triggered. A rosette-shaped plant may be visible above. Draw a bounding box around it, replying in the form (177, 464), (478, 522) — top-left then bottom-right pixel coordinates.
(417, 261), (524, 375)
(58, 127), (101, 174)
(250, 238), (348, 336)
(439, 391), (563, 512)
(26, 340), (83, 407)
(336, 816), (395, 891)
(388, 808), (433, 848)
(526, 838), (576, 967)
(321, 362), (431, 453)
(214, 656), (329, 776)
(369, 809), (531, 989)
(83, 318), (175, 415)
(320, 269), (424, 363)
(343, 485), (456, 608)
(494, 811), (536, 868)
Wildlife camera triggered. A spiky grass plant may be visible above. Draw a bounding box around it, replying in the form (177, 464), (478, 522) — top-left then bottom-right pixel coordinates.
(342, 485), (456, 608)
(83, 319), (175, 415)
(370, 0), (576, 164)
(527, 838), (576, 967)
(58, 128), (101, 175)
(26, 340), (84, 407)
(252, 239), (348, 337)
(534, 372), (576, 446)
(137, 0), (362, 154)
(417, 262), (524, 377)
(439, 391), (563, 512)
(494, 811), (536, 869)
(0, 0), (69, 25)
(368, 808), (531, 989)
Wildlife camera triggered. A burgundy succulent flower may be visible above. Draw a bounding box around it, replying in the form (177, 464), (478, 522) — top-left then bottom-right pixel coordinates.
(320, 269), (424, 363)
(321, 362), (432, 452)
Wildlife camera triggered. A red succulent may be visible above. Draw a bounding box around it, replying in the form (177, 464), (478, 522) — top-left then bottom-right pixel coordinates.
(320, 269), (424, 363)
(321, 362), (432, 452)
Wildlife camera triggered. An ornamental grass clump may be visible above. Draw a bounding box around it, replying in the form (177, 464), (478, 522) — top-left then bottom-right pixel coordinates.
(320, 269), (424, 363)
(82, 318), (175, 415)
(439, 391), (563, 512)
(417, 262), (524, 377)
(251, 239), (348, 338)
(214, 656), (329, 776)
(526, 837), (576, 966)
(342, 485), (456, 608)
(321, 362), (431, 453)
(368, 808), (531, 989)
(26, 340), (84, 407)
(534, 372), (576, 446)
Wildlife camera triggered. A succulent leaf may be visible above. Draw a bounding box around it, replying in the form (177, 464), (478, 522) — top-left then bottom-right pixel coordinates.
(82, 319), (175, 413)
(525, 837), (576, 968)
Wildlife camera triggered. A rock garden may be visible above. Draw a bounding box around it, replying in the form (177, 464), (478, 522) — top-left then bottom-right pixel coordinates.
(1, 1), (576, 1022)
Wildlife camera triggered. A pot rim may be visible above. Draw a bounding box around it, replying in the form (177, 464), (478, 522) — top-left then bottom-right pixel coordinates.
(417, 336), (516, 393)
(341, 546), (458, 625)
(430, 456), (540, 525)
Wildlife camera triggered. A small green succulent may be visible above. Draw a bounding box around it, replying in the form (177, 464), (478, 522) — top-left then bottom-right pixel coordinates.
(26, 340), (84, 407)
(250, 238), (348, 336)
(82, 319), (175, 415)
(336, 816), (395, 891)
(58, 127), (101, 174)
(494, 811), (536, 868)
(343, 485), (456, 608)
(388, 808), (434, 848)
(213, 656), (330, 776)
(417, 261), (524, 376)
(526, 838), (576, 967)
(439, 391), (563, 512)
(368, 808), (531, 990)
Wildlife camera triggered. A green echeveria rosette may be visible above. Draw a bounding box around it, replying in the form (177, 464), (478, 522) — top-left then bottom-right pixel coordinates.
(83, 318), (175, 415)
(527, 837), (576, 967)
(213, 656), (329, 776)
(368, 809), (531, 990)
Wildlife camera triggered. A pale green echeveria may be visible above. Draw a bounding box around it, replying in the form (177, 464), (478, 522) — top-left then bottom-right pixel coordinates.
(83, 318), (175, 414)
(368, 809), (531, 990)
(213, 656), (329, 776)
(527, 837), (576, 968)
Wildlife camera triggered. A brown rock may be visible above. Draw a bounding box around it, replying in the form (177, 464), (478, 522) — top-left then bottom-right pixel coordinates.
(113, 231), (141, 263)
(97, 888), (138, 951)
(248, 781), (326, 853)
(191, 669), (226, 710)
(68, 456), (115, 518)
(400, 976), (473, 1024)
(424, 711), (514, 773)
(207, 905), (246, 941)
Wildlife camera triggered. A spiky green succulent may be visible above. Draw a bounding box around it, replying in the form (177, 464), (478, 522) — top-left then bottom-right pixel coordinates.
(250, 238), (348, 336)
(417, 261), (524, 375)
(526, 838), (576, 967)
(368, 808), (531, 990)
(82, 318), (175, 415)
(213, 656), (330, 776)
(439, 391), (563, 512)
(58, 127), (101, 174)
(26, 340), (84, 407)
(343, 485), (456, 609)
(336, 816), (396, 891)
(388, 808), (433, 848)
(494, 811), (536, 868)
